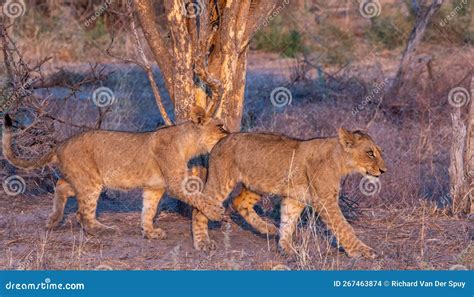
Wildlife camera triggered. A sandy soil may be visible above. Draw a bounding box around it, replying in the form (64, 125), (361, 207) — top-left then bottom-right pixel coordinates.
(0, 190), (472, 270)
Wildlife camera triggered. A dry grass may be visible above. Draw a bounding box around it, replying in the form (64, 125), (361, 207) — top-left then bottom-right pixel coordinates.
(1, 1), (473, 270)
(0, 192), (471, 270)
(2, 47), (473, 269)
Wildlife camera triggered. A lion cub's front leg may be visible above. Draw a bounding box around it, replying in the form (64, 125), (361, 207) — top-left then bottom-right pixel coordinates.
(192, 209), (216, 251)
(314, 189), (377, 259)
(141, 189), (167, 239)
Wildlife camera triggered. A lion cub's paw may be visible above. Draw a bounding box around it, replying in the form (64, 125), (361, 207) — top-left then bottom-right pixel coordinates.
(45, 215), (62, 230)
(278, 240), (297, 257)
(200, 199), (225, 221)
(347, 243), (377, 259)
(194, 238), (217, 251)
(261, 223), (278, 236)
(143, 228), (167, 240)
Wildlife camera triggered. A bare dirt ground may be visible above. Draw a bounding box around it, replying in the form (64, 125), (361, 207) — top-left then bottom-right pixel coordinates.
(0, 190), (472, 270)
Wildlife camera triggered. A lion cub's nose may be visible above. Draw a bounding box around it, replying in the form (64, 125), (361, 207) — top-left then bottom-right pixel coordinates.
(379, 168), (386, 174)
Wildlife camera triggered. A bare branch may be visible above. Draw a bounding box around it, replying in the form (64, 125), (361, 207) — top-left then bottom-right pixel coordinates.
(127, 0), (173, 126)
(106, 32), (146, 67)
(240, 0), (278, 53)
(388, 0), (443, 100)
(134, 0), (175, 102)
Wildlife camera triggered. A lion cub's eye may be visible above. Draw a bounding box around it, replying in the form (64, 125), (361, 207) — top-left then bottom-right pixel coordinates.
(367, 151), (375, 158)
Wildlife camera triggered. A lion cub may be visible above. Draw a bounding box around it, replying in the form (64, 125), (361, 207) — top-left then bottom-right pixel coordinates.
(192, 128), (386, 259)
(3, 109), (227, 238)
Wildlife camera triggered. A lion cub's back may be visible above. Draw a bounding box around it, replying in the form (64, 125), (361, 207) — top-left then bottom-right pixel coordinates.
(56, 130), (154, 174)
(213, 132), (301, 175)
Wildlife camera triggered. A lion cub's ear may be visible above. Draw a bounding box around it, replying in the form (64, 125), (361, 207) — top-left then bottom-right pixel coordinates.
(338, 127), (356, 149)
(190, 106), (208, 125)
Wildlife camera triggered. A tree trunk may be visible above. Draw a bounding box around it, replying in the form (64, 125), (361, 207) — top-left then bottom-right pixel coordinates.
(449, 76), (474, 216)
(450, 107), (468, 214)
(135, 0), (277, 129)
(386, 0), (442, 107)
(464, 78), (474, 215)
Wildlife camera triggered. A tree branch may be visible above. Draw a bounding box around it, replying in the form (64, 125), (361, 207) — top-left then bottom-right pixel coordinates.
(128, 0), (173, 126)
(240, 0), (277, 53)
(134, 0), (175, 102)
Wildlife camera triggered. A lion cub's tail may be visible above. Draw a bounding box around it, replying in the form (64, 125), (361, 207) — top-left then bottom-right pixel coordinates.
(2, 114), (56, 169)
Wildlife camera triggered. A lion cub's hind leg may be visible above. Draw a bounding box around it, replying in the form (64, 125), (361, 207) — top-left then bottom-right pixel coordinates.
(141, 188), (167, 239)
(46, 179), (75, 229)
(278, 198), (305, 255)
(75, 185), (116, 235)
(232, 189), (278, 236)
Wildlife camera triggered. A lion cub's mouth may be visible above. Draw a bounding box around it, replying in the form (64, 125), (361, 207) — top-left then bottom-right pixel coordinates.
(366, 171), (381, 178)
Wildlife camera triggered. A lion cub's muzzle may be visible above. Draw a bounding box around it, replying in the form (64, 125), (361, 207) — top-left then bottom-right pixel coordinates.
(366, 166), (387, 177)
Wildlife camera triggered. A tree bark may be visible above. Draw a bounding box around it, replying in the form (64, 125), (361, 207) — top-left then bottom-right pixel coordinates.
(449, 107), (468, 215)
(464, 78), (474, 215)
(449, 76), (474, 216)
(135, 0), (277, 129)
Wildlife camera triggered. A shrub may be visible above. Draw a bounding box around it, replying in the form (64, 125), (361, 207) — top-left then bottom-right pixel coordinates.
(251, 16), (306, 58)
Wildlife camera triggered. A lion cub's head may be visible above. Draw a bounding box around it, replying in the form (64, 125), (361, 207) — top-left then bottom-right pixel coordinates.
(191, 106), (229, 151)
(338, 128), (387, 177)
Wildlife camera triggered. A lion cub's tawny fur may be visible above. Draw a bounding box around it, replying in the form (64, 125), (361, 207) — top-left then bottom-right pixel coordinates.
(3, 111), (227, 238)
(192, 129), (387, 258)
